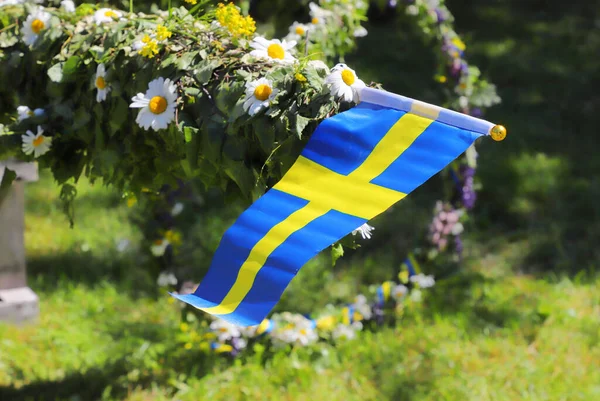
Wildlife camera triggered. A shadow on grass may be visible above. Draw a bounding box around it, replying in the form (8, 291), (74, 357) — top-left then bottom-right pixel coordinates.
(26, 251), (159, 297)
(0, 348), (218, 401)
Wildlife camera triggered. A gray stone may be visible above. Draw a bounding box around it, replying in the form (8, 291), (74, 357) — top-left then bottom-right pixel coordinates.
(0, 287), (39, 323)
(0, 162), (39, 323)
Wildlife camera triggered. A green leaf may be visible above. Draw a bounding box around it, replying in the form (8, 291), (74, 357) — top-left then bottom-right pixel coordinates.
(331, 243), (344, 266)
(175, 51), (199, 70)
(72, 107), (91, 131)
(108, 97), (129, 136)
(195, 59), (220, 83)
(62, 56), (81, 79)
(223, 159), (254, 197)
(292, 114), (310, 139)
(252, 118), (276, 154)
(59, 183), (78, 228)
(183, 126), (198, 144)
(47, 62), (64, 83)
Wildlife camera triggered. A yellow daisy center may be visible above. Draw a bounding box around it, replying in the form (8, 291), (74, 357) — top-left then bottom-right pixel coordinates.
(95, 76), (106, 90)
(253, 84), (272, 101)
(299, 328), (307, 335)
(149, 96), (168, 114)
(267, 43), (285, 60)
(104, 10), (117, 18)
(312, 17), (319, 24)
(31, 19), (45, 34)
(341, 69), (355, 86)
(295, 26), (305, 35)
(32, 136), (44, 147)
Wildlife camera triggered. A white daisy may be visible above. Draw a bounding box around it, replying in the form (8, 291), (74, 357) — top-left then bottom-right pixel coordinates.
(0, 0), (25, 7)
(352, 223), (374, 240)
(60, 0), (75, 13)
(94, 8), (123, 25)
(270, 313), (318, 347)
(451, 222), (464, 236)
(157, 271), (178, 287)
(17, 106), (44, 122)
(95, 64), (110, 103)
(287, 21), (310, 42)
(130, 77), (178, 131)
(171, 202), (184, 216)
(325, 63), (366, 103)
(249, 37), (296, 64)
(410, 274), (436, 289)
(242, 78), (279, 116)
(309, 2), (332, 25)
(466, 143), (478, 168)
(22, 9), (51, 46)
(353, 26), (368, 37)
(406, 5), (419, 16)
(391, 284), (408, 300)
(332, 322), (362, 341)
(352, 294), (373, 320)
(210, 319), (241, 342)
(21, 126), (51, 158)
(150, 238), (170, 257)
(293, 324), (318, 346)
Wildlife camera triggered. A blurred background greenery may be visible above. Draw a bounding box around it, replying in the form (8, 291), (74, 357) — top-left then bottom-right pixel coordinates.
(1, 0), (600, 400)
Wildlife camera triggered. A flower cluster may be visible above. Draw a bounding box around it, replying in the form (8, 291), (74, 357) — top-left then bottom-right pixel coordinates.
(284, 1), (369, 60)
(214, 2), (256, 38)
(402, 0), (500, 111)
(428, 201), (464, 252)
(4, 2), (368, 162)
(169, 263), (435, 355)
(133, 24), (173, 59)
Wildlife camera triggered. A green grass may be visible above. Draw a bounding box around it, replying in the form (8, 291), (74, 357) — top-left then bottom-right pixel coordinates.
(1, 174), (599, 401)
(3, 1), (600, 399)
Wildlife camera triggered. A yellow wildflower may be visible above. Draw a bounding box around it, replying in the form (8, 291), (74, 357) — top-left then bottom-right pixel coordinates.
(398, 270), (409, 284)
(211, 40), (225, 51)
(165, 230), (182, 247)
(184, 342), (193, 349)
(215, 2), (256, 38)
(315, 315), (337, 331)
(139, 35), (159, 58)
(295, 72), (307, 83)
(126, 195), (137, 208)
(156, 25), (172, 41)
(180, 322), (189, 332)
(185, 0), (197, 4)
(435, 75), (447, 83)
(451, 37), (466, 51)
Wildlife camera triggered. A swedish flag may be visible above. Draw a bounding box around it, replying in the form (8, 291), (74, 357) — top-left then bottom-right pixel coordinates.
(173, 87), (499, 326)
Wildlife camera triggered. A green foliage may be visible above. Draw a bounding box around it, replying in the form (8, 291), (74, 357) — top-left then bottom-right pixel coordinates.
(0, 2), (365, 203)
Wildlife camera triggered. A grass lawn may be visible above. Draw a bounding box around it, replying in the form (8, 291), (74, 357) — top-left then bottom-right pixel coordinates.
(0, 176), (598, 401)
(2, 1), (600, 400)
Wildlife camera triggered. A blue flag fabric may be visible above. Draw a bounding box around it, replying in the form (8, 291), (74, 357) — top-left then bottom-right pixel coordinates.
(172, 87), (496, 326)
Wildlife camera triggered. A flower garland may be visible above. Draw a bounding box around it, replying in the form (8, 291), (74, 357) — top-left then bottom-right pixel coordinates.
(0, 0), (500, 355)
